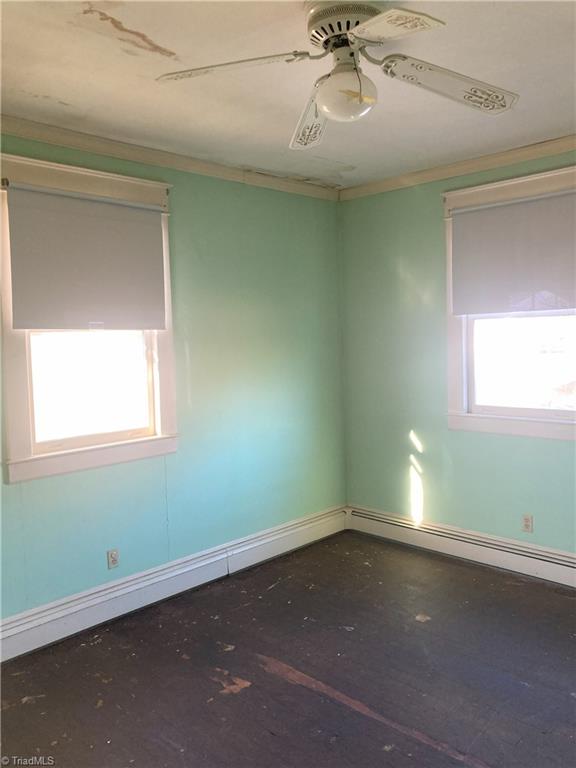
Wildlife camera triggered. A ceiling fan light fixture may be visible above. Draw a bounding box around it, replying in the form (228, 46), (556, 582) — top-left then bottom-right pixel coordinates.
(158, 3), (519, 147)
(315, 64), (377, 122)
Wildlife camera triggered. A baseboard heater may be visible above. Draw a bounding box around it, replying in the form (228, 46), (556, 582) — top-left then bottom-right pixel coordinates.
(349, 508), (576, 587)
(2, 506), (573, 661)
(0, 506), (347, 662)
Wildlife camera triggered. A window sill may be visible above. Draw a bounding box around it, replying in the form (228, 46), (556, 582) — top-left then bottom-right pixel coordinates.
(5, 434), (178, 483)
(448, 412), (575, 440)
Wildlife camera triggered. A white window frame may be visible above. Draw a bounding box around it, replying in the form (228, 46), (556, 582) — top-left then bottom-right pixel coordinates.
(1, 161), (178, 482)
(445, 167), (576, 441)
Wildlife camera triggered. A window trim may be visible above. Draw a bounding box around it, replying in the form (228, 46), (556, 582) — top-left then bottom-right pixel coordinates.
(445, 167), (576, 441)
(2, 179), (178, 483)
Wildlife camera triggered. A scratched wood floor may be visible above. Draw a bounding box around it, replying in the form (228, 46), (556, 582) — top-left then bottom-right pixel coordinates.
(2, 531), (575, 768)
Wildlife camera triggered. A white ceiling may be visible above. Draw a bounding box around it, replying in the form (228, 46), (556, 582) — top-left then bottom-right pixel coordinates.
(2, 1), (575, 187)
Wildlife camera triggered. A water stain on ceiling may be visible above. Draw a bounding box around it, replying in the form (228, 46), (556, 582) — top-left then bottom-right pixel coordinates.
(78, 2), (179, 59)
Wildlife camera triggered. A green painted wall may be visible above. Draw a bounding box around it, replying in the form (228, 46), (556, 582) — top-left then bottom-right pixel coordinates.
(1, 136), (574, 620)
(1, 136), (345, 618)
(340, 151), (576, 552)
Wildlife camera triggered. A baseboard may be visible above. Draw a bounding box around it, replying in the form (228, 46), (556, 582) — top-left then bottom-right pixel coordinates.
(348, 506), (576, 588)
(227, 508), (346, 573)
(0, 506), (346, 662)
(3, 504), (573, 661)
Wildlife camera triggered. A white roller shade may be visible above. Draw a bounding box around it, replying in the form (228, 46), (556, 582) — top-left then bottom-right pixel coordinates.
(451, 191), (576, 315)
(7, 187), (166, 330)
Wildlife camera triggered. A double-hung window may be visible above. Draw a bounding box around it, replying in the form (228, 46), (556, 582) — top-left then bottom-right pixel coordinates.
(1, 155), (177, 482)
(445, 166), (576, 440)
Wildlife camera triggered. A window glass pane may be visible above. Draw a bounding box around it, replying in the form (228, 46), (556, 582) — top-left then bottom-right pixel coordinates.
(30, 330), (152, 443)
(473, 315), (576, 412)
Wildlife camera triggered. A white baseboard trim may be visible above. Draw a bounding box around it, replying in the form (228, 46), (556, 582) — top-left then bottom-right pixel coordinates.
(348, 506), (576, 588)
(227, 508), (346, 574)
(3, 504), (573, 661)
(0, 506), (346, 662)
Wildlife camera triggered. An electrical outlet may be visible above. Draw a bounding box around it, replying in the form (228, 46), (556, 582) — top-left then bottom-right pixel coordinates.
(521, 515), (533, 534)
(107, 548), (119, 569)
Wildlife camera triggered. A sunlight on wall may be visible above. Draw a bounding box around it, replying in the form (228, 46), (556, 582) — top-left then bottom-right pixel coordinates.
(409, 465), (424, 526)
(408, 431), (424, 526)
(409, 453), (422, 474)
(409, 429), (424, 454)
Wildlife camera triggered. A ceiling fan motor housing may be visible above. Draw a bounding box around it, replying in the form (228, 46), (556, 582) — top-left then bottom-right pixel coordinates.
(306, 2), (380, 47)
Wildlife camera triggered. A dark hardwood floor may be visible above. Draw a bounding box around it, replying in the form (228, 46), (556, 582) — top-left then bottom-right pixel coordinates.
(2, 531), (575, 768)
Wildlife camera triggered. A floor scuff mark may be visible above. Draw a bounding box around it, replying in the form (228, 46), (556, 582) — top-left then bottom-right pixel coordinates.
(257, 655), (493, 768)
(21, 695), (47, 705)
(211, 668), (252, 696)
(2, 694), (47, 711)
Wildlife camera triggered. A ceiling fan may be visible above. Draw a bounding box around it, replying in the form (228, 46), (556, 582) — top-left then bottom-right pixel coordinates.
(157, 2), (519, 151)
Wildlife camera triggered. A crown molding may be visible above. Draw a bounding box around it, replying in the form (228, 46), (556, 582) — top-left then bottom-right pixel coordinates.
(0, 115), (340, 202)
(339, 135), (576, 201)
(2, 116), (574, 203)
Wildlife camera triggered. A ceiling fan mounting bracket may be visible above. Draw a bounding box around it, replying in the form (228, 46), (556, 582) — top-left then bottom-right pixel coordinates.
(306, 2), (380, 48)
(329, 42), (358, 66)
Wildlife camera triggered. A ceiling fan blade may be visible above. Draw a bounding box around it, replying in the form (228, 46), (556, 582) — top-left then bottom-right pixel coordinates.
(289, 82), (327, 151)
(348, 7), (445, 46)
(381, 55), (519, 113)
(158, 51), (312, 82)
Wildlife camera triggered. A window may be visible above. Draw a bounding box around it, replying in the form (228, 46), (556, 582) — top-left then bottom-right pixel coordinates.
(445, 166), (576, 440)
(2, 155), (177, 482)
(469, 313), (575, 417)
(29, 330), (156, 450)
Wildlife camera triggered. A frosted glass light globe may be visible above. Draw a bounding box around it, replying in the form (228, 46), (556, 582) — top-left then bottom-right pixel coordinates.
(316, 65), (377, 122)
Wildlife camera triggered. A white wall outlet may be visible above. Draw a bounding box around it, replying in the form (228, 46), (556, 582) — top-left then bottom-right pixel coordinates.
(521, 514), (534, 533)
(107, 548), (119, 569)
